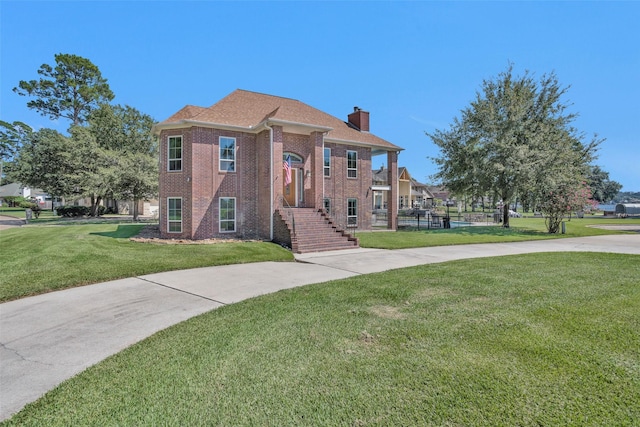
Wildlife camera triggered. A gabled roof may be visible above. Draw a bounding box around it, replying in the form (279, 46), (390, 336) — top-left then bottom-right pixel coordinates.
(155, 89), (402, 153)
(0, 183), (22, 198)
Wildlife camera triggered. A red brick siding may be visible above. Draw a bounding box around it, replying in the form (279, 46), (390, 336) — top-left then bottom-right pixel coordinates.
(256, 130), (272, 239)
(159, 124), (376, 240)
(159, 129), (192, 239)
(323, 143), (372, 230)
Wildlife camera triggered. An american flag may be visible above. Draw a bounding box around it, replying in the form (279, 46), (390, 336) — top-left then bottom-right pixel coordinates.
(283, 154), (292, 186)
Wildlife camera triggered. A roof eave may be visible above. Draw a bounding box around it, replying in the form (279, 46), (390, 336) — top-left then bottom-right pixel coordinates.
(265, 118), (333, 134)
(152, 119), (254, 136)
(325, 137), (403, 154)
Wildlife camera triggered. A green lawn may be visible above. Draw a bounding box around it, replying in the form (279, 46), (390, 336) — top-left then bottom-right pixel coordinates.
(4, 252), (638, 426)
(1, 216), (638, 301)
(358, 217), (640, 249)
(0, 223), (293, 302)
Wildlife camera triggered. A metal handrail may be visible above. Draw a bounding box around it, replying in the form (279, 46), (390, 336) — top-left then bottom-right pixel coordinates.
(278, 196), (295, 237)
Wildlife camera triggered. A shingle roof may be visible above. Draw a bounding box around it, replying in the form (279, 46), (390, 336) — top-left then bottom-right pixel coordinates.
(156, 89), (402, 152)
(0, 182), (22, 198)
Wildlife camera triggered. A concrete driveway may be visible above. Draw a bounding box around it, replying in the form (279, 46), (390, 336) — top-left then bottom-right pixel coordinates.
(0, 215), (25, 231)
(1, 233), (639, 420)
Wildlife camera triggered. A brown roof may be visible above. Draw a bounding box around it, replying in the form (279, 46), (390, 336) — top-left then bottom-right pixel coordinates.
(156, 89), (402, 152)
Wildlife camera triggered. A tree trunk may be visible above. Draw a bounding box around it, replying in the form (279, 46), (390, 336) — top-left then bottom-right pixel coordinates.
(90, 194), (96, 217)
(502, 204), (510, 228)
(90, 195), (102, 217)
(132, 199), (139, 221)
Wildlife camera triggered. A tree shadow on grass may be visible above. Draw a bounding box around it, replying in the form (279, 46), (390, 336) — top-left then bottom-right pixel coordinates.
(90, 224), (145, 239)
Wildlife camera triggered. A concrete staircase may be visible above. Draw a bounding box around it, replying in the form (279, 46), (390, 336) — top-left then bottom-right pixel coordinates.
(278, 208), (359, 253)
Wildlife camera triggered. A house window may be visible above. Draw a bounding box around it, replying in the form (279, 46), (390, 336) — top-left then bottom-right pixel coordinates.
(347, 150), (357, 178)
(167, 197), (182, 233)
(220, 137), (236, 172)
(324, 148), (331, 177)
(168, 136), (182, 171)
(219, 197), (236, 232)
(323, 198), (331, 215)
(347, 198), (357, 226)
(283, 152), (303, 163)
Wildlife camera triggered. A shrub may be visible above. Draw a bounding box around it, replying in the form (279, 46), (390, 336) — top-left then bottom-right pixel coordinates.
(56, 205), (90, 217)
(19, 199), (42, 219)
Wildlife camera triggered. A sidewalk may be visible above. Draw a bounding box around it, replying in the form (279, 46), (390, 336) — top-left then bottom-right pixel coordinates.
(0, 215), (25, 231)
(1, 234), (639, 420)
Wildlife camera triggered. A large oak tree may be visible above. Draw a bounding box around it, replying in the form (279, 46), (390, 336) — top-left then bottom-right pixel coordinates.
(429, 65), (600, 230)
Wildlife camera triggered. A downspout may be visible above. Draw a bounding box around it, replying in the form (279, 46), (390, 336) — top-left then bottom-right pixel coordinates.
(321, 131), (329, 210)
(265, 122), (274, 240)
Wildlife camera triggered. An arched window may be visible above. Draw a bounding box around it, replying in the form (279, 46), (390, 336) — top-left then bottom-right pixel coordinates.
(283, 152), (303, 163)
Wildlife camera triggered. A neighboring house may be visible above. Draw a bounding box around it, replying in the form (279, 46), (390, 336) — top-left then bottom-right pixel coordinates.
(372, 167), (433, 210)
(428, 185), (451, 203)
(152, 89), (402, 252)
(0, 183), (54, 209)
(410, 178), (434, 208)
(0, 183), (22, 207)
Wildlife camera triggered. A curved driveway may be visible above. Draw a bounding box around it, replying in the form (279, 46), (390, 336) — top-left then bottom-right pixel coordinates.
(1, 233), (639, 420)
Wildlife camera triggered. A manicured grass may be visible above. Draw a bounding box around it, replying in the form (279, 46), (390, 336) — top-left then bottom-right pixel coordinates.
(358, 217), (640, 249)
(0, 208), (26, 219)
(4, 253), (638, 426)
(0, 223), (293, 302)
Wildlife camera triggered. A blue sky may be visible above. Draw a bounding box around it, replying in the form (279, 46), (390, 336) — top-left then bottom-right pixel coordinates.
(1, 1), (638, 191)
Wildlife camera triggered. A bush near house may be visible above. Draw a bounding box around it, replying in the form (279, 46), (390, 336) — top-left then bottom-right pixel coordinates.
(56, 205), (91, 217)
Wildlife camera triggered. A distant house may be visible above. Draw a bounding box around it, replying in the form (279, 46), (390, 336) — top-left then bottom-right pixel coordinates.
(372, 167), (433, 210)
(0, 183), (22, 206)
(409, 177), (434, 208)
(0, 183), (54, 209)
(152, 89), (403, 252)
(427, 185), (451, 203)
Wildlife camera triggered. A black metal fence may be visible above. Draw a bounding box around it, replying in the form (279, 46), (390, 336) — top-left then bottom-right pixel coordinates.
(373, 209), (495, 229)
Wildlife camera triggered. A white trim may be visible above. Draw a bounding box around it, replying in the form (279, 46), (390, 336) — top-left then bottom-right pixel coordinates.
(153, 118), (332, 136)
(371, 185), (390, 191)
(347, 150), (357, 179)
(167, 136), (183, 172)
(323, 147), (331, 178)
(324, 137), (403, 153)
(219, 136), (236, 172)
(167, 197), (182, 233)
(347, 198), (358, 226)
(219, 197), (236, 233)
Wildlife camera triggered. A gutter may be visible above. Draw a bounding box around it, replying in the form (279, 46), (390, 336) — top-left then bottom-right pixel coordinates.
(265, 122), (274, 240)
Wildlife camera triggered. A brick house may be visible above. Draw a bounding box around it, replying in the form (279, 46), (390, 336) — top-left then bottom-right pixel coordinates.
(153, 90), (402, 252)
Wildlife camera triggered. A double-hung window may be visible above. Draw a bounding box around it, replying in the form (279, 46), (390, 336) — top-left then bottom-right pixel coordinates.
(220, 137), (236, 172)
(167, 197), (182, 233)
(323, 198), (331, 215)
(219, 197), (236, 232)
(347, 198), (357, 226)
(324, 148), (331, 177)
(168, 136), (182, 171)
(347, 150), (357, 178)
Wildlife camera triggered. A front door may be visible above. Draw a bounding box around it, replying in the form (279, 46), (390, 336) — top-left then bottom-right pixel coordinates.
(283, 167), (297, 207)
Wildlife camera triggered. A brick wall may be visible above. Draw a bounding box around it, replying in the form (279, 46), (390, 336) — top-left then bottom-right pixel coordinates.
(323, 143), (372, 230)
(159, 129), (192, 239)
(159, 124), (377, 240)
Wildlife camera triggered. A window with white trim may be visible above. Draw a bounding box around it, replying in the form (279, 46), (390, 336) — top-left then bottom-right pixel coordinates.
(347, 150), (357, 178)
(219, 197), (236, 232)
(220, 137), (236, 172)
(323, 198), (331, 215)
(324, 148), (331, 177)
(167, 197), (182, 233)
(168, 136), (182, 171)
(347, 198), (357, 226)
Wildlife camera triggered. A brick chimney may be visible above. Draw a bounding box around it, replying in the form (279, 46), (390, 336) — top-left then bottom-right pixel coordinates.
(348, 106), (369, 132)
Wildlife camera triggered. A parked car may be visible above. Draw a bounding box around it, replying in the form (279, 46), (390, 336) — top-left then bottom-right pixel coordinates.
(509, 209), (521, 218)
